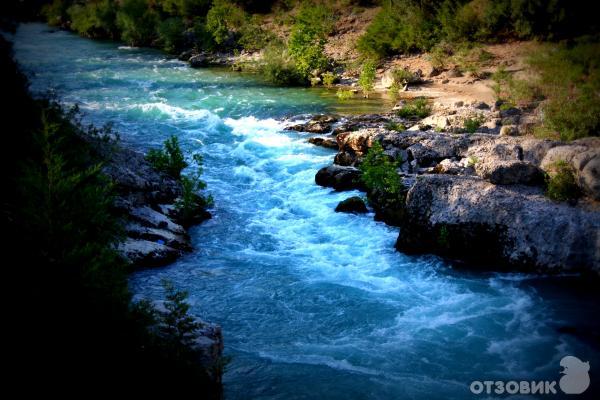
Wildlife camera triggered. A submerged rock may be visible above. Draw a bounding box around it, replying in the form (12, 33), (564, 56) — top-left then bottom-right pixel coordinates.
(335, 196), (368, 214)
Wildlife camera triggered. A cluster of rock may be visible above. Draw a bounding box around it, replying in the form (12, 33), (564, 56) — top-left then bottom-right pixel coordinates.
(294, 107), (600, 274)
(99, 143), (210, 269)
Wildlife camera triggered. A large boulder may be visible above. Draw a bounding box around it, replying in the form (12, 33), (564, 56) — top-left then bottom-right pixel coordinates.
(396, 175), (600, 274)
(475, 159), (544, 185)
(315, 165), (365, 191)
(335, 196), (368, 214)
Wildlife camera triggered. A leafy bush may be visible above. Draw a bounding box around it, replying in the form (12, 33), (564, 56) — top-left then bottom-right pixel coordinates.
(116, 0), (158, 46)
(358, 59), (376, 97)
(545, 160), (580, 201)
(67, 0), (118, 39)
(386, 121), (407, 132)
(157, 17), (185, 53)
(336, 89), (354, 101)
(287, 2), (334, 80)
(259, 44), (304, 86)
(206, 0), (247, 47)
(175, 153), (212, 225)
(396, 98), (431, 119)
(463, 114), (485, 133)
(238, 16), (277, 51)
(357, 1), (436, 58)
(321, 71), (338, 87)
(43, 0), (72, 28)
(146, 135), (188, 179)
(529, 42), (600, 141)
(359, 141), (405, 208)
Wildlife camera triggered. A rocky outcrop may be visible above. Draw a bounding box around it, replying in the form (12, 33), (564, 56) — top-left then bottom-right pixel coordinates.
(286, 115), (338, 134)
(151, 300), (224, 385)
(315, 165), (365, 191)
(396, 175), (600, 274)
(474, 160), (544, 185)
(188, 51), (234, 68)
(335, 196), (368, 214)
(308, 137), (338, 149)
(98, 144), (210, 269)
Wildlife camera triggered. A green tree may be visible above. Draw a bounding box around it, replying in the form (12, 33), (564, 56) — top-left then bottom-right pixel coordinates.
(358, 59), (376, 97)
(116, 0), (159, 46)
(206, 0), (247, 46)
(287, 2), (334, 80)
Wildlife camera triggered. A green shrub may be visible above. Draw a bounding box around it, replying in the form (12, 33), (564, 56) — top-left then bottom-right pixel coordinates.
(287, 2), (334, 79)
(206, 0), (247, 47)
(116, 0), (158, 46)
(146, 135), (188, 179)
(529, 42), (600, 141)
(322, 71), (338, 87)
(336, 89), (354, 101)
(396, 98), (431, 119)
(359, 141), (405, 206)
(238, 16), (277, 51)
(157, 17), (185, 53)
(259, 44), (304, 86)
(385, 121), (407, 132)
(358, 59), (376, 97)
(43, 0), (72, 28)
(67, 0), (118, 39)
(463, 114), (485, 133)
(545, 160), (580, 201)
(357, 1), (436, 59)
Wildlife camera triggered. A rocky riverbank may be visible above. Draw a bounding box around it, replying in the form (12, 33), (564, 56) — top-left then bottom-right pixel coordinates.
(96, 141), (211, 269)
(91, 138), (223, 377)
(292, 103), (600, 275)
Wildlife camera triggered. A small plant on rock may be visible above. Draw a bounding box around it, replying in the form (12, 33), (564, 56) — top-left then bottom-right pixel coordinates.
(146, 135), (188, 179)
(360, 141), (404, 203)
(396, 98), (431, 119)
(463, 114), (485, 133)
(545, 160), (580, 202)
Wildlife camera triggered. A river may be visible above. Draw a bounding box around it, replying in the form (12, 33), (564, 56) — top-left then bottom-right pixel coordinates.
(11, 23), (599, 399)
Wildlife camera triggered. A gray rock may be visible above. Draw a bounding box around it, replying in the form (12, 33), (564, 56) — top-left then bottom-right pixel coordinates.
(189, 54), (209, 68)
(286, 114), (338, 134)
(475, 160), (544, 185)
(315, 165), (365, 191)
(125, 223), (191, 251)
(130, 206), (186, 235)
(118, 238), (181, 268)
(433, 158), (466, 175)
(308, 137), (338, 149)
(335, 196), (368, 214)
(396, 175), (600, 274)
(500, 125), (518, 136)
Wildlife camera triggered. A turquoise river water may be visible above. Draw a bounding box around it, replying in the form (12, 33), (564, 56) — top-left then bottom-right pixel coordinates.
(11, 23), (599, 400)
